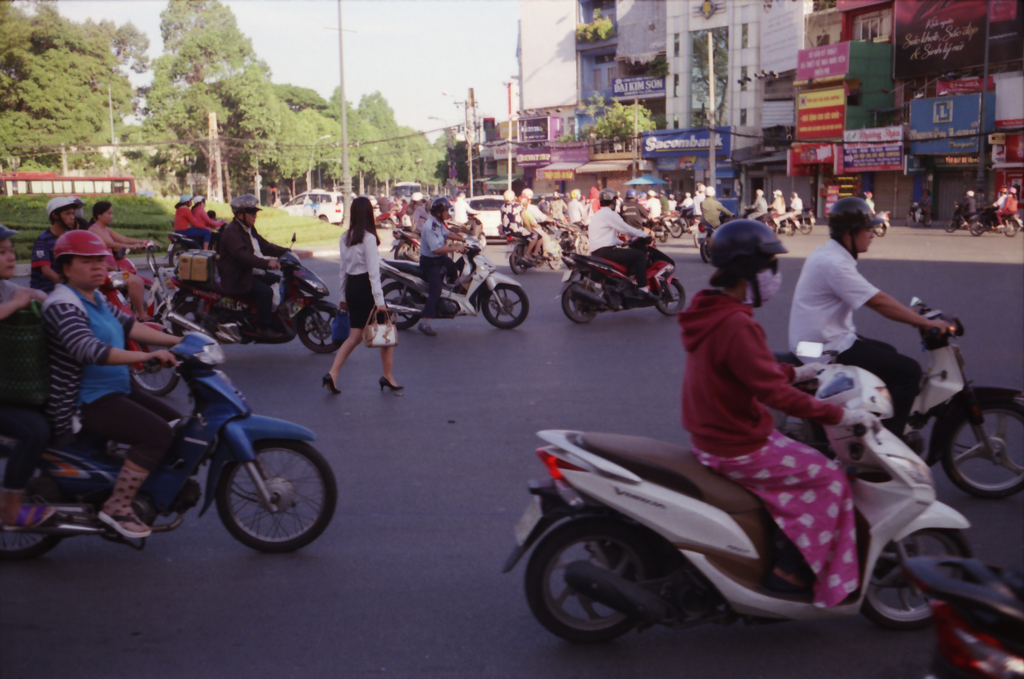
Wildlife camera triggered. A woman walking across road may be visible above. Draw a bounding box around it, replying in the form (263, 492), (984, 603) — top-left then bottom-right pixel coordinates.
(323, 196), (401, 394)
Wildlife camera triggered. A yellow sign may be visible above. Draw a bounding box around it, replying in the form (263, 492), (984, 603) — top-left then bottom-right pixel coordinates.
(498, 121), (519, 138)
(798, 88), (846, 110)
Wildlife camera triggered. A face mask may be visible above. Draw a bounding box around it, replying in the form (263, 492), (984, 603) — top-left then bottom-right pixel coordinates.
(745, 268), (782, 307)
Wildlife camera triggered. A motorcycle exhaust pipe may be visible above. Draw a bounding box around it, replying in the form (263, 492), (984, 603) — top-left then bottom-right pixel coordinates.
(569, 285), (607, 308)
(386, 304), (420, 315)
(564, 561), (675, 624)
(6, 521), (106, 537)
(166, 312), (205, 335)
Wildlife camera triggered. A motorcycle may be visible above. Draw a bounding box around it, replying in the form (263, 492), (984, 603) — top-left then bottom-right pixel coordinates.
(503, 363), (971, 643)
(697, 221), (715, 264)
(0, 332), (338, 560)
(506, 225), (565, 275)
(945, 205), (974, 234)
(908, 202), (932, 227)
(559, 237), (686, 324)
(773, 298), (1024, 498)
(380, 236), (529, 330)
(778, 211), (815, 236)
(873, 211), (890, 237)
(390, 228), (422, 263)
(970, 206), (1021, 238)
(650, 216), (672, 244)
(664, 213), (686, 240)
(165, 251), (341, 354)
(550, 218), (589, 256)
(902, 557), (1023, 679)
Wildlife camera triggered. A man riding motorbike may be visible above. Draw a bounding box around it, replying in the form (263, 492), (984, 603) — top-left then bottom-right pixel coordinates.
(408, 192), (430, 232)
(744, 188), (768, 220)
(416, 196), (468, 337)
(217, 194), (290, 339)
(549, 192), (567, 222)
(518, 192), (547, 262)
(619, 189), (650, 229)
(701, 187), (734, 228)
(588, 188), (655, 299)
(788, 197), (951, 438)
(566, 189), (588, 226)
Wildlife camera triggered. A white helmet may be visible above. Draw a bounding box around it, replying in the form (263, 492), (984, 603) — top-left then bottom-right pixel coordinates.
(503, 189), (516, 201)
(685, 192), (691, 198)
(706, 187), (716, 197)
(46, 196), (81, 220)
(411, 192), (424, 202)
(755, 189), (764, 196)
(966, 190), (975, 197)
(773, 189), (782, 196)
(522, 188), (534, 198)
(192, 195), (206, 204)
(648, 190), (657, 197)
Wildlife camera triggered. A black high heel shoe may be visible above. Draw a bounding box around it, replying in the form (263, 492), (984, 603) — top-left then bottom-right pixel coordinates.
(322, 374), (340, 395)
(379, 376), (403, 392)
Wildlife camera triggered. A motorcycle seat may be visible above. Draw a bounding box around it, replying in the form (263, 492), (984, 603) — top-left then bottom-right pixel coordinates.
(773, 352), (802, 366)
(576, 433), (762, 514)
(388, 259), (426, 279)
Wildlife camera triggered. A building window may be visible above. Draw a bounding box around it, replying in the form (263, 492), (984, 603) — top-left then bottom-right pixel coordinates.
(741, 24), (748, 49)
(593, 68), (602, 91)
(673, 114), (680, 129)
(740, 66), (747, 91)
(853, 13), (883, 41)
(673, 74), (679, 98)
(674, 33), (680, 57)
(740, 108), (747, 125)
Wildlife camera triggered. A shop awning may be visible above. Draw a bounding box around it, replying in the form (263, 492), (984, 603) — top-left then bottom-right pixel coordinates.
(482, 175), (522, 186)
(737, 152), (789, 166)
(574, 160), (633, 174)
(535, 162), (582, 180)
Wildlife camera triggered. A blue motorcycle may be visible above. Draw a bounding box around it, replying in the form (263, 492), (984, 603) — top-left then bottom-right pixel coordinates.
(0, 333), (337, 559)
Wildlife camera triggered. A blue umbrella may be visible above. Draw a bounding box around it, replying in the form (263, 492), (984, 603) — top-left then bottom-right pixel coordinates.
(624, 174), (669, 186)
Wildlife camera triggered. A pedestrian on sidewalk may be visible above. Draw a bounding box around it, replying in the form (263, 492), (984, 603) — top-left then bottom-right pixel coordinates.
(324, 196), (402, 394)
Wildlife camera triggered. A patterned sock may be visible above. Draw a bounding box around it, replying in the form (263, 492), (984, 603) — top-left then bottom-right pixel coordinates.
(102, 466), (149, 518)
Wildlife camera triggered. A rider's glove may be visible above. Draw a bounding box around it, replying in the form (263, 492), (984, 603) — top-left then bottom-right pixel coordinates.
(840, 409), (883, 434)
(792, 363), (825, 383)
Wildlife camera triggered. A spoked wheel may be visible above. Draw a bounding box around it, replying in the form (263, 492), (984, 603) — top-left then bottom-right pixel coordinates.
(799, 219), (814, 235)
(874, 224), (888, 237)
(215, 440), (337, 553)
(525, 519), (658, 643)
(861, 529), (970, 630)
(482, 284), (529, 329)
(668, 220), (684, 239)
(129, 346), (180, 396)
(944, 219), (959, 233)
(561, 286), (599, 324)
(657, 229), (669, 243)
(508, 245), (529, 275)
(0, 458), (63, 560)
(654, 279), (686, 316)
(699, 238), (711, 264)
(969, 221), (985, 237)
(1005, 217), (1021, 237)
(382, 281), (423, 330)
(940, 399), (1024, 498)
(296, 303), (342, 354)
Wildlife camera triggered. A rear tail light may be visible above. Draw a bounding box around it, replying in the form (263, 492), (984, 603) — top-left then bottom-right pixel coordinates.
(931, 601), (1024, 678)
(536, 449), (585, 481)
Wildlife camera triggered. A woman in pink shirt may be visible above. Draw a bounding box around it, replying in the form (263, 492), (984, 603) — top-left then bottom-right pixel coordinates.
(173, 194), (211, 249)
(191, 195), (226, 231)
(88, 201), (153, 320)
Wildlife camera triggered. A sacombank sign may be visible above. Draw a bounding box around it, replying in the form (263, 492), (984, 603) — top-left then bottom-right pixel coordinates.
(641, 128), (730, 157)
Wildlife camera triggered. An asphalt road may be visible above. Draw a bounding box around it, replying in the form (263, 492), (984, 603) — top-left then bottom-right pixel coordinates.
(2, 225), (1022, 679)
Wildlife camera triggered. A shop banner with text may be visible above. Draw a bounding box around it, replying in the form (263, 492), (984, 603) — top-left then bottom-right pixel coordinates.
(797, 43), (851, 81)
(936, 76), (995, 95)
(797, 89), (846, 140)
(894, 0), (1024, 79)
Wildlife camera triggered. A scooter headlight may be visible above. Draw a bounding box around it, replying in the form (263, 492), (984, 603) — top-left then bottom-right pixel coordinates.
(887, 454), (932, 486)
(107, 272), (126, 289)
(196, 343), (225, 365)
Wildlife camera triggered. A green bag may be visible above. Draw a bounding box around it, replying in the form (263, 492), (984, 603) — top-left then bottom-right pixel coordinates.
(0, 300), (50, 407)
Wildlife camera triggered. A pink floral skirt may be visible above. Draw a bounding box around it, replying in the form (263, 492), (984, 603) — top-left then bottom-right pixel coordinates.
(695, 430), (860, 607)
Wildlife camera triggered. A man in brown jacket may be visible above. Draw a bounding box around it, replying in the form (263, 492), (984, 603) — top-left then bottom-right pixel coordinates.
(217, 194), (289, 339)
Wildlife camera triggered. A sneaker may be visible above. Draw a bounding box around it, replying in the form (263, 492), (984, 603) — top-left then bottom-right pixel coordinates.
(418, 322), (437, 337)
(98, 510), (152, 539)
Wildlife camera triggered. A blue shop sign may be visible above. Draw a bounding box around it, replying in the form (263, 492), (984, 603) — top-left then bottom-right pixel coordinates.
(612, 76), (666, 100)
(641, 127), (731, 158)
(908, 93), (995, 155)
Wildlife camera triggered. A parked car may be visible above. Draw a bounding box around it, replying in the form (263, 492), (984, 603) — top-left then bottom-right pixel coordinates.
(281, 191), (345, 224)
(466, 196), (504, 240)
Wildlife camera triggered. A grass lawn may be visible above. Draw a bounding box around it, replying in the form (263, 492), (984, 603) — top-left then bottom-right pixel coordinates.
(0, 195), (342, 261)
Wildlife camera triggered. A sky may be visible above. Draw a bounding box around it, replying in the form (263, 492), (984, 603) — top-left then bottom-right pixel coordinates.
(52, 0), (522, 140)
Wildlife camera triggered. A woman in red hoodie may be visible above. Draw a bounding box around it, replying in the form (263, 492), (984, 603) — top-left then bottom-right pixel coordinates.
(678, 219), (880, 608)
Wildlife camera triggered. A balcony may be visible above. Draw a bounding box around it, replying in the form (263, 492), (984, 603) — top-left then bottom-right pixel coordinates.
(576, 9), (617, 51)
(589, 137), (638, 161)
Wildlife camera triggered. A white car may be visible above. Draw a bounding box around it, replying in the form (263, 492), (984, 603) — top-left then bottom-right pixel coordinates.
(466, 196), (505, 240)
(281, 191), (344, 224)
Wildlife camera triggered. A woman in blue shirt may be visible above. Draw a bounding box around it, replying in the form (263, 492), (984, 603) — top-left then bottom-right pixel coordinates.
(42, 231), (182, 539)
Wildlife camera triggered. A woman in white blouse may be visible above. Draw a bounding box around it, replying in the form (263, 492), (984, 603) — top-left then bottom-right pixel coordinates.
(323, 196), (401, 394)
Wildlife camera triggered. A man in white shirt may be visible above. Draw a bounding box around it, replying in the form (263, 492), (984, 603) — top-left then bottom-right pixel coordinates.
(693, 183), (706, 218)
(451, 191), (478, 226)
(789, 197), (950, 437)
(566, 189), (587, 225)
(589, 188), (654, 297)
(646, 190), (662, 219)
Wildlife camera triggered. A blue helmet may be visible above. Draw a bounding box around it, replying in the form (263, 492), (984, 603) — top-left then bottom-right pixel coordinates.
(625, 189), (639, 200)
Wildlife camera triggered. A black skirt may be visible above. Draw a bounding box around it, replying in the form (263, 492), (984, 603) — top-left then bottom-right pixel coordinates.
(346, 273), (376, 329)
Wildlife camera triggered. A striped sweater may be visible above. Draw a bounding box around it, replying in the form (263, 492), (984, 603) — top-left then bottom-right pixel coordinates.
(41, 285), (134, 437)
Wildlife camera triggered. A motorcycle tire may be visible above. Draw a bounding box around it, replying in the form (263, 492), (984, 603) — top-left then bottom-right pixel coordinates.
(668, 220), (684, 239)
(167, 243), (187, 271)
(692, 230), (700, 249)
(939, 399), (1024, 498)
(508, 245), (529, 276)
(0, 456), (63, 560)
(296, 302), (342, 354)
(798, 221), (813, 235)
(129, 349), (181, 396)
(524, 518), (662, 644)
(861, 529), (971, 630)
(945, 219), (959, 233)
(657, 230), (669, 244)
(969, 220), (985, 237)
(381, 281), (423, 330)
(215, 439), (337, 554)
(1004, 217), (1021, 237)
(874, 224), (888, 237)
(654, 279), (686, 316)
(699, 239), (711, 264)
(482, 284), (529, 329)
(561, 286), (598, 324)
(396, 242), (420, 263)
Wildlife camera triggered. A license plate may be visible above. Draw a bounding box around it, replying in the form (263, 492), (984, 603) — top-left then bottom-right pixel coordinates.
(514, 495), (543, 546)
(561, 270), (571, 283)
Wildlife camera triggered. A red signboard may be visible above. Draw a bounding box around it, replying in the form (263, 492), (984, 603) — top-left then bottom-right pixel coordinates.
(936, 76), (996, 95)
(837, 0), (890, 11)
(797, 89), (846, 140)
(825, 185), (841, 214)
(797, 43), (852, 81)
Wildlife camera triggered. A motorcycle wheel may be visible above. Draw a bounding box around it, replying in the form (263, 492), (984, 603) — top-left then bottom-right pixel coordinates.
(654, 279), (686, 316)
(668, 220), (684, 239)
(861, 529), (971, 630)
(1004, 217), (1021, 237)
(944, 219), (959, 233)
(561, 286), (598, 324)
(524, 518), (660, 644)
(129, 353), (180, 396)
(969, 220), (985, 237)
(215, 440), (337, 553)
(699, 239), (711, 264)
(382, 281), (423, 330)
(482, 284), (529, 329)
(939, 399), (1024, 498)
(167, 243), (187, 270)
(874, 224), (888, 237)
(396, 242), (420, 263)
(692, 230), (700, 249)
(296, 303), (342, 354)
(657, 229), (669, 244)
(508, 245), (529, 275)
(798, 221), (813, 235)
(0, 458), (63, 561)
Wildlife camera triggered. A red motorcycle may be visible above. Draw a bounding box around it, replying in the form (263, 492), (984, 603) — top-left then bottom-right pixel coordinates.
(559, 237), (686, 323)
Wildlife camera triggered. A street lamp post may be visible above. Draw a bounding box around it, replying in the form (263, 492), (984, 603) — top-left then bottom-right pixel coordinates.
(308, 135), (330, 191)
(443, 90), (478, 197)
(336, 0), (352, 229)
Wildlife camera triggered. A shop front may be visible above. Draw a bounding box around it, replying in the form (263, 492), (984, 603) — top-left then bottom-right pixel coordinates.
(842, 126), (911, 220)
(531, 144), (590, 195)
(641, 127), (735, 212)
(909, 93), (996, 220)
(788, 143), (841, 219)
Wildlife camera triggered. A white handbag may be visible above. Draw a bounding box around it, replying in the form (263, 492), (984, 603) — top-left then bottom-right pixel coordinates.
(362, 306), (398, 348)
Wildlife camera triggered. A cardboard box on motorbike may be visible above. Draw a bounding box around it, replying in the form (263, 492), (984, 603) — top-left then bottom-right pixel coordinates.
(177, 250), (217, 283)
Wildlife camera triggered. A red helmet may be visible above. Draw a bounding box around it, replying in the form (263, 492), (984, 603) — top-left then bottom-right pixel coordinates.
(54, 230), (110, 264)
(1011, 187), (1018, 195)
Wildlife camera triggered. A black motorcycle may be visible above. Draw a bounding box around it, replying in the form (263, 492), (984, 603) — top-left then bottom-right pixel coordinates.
(945, 204), (974, 233)
(390, 228), (421, 262)
(969, 206), (1021, 238)
(908, 201), (932, 227)
(560, 237), (686, 323)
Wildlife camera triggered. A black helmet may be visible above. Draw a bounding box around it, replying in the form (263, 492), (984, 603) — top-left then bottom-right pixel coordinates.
(230, 194), (262, 214)
(599, 188), (616, 206)
(430, 196), (452, 215)
(710, 219), (787, 274)
(828, 197), (883, 240)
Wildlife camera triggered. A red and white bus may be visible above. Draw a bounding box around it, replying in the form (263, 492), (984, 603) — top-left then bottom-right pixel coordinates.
(0, 172), (136, 197)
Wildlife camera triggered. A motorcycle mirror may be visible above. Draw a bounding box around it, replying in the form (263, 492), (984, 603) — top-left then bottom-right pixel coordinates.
(795, 341), (824, 359)
(114, 247), (126, 261)
(291, 232), (297, 244)
(910, 297), (923, 307)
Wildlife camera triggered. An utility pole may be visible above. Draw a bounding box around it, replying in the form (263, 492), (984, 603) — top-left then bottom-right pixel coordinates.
(632, 98), (639, 179)
(107, 82), (117, 176)
(707, 31), (717, 195)
(507, 82), (514, 192)
(337, 0), (352, 229)
(976, 2), (992, 197)
(467, 88), (475, 197)
(209, 112), (223, 203)
(61, 146), (68, 175)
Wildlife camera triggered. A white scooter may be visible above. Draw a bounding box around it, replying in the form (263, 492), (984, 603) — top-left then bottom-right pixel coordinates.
(379, 237), (530, 330)
(504, 358), (971, 643)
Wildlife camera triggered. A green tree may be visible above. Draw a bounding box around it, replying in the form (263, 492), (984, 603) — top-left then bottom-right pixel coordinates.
(273, 83), (329, 113)
(580, 95), (656, 140)
(690, 27), (729, 127)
